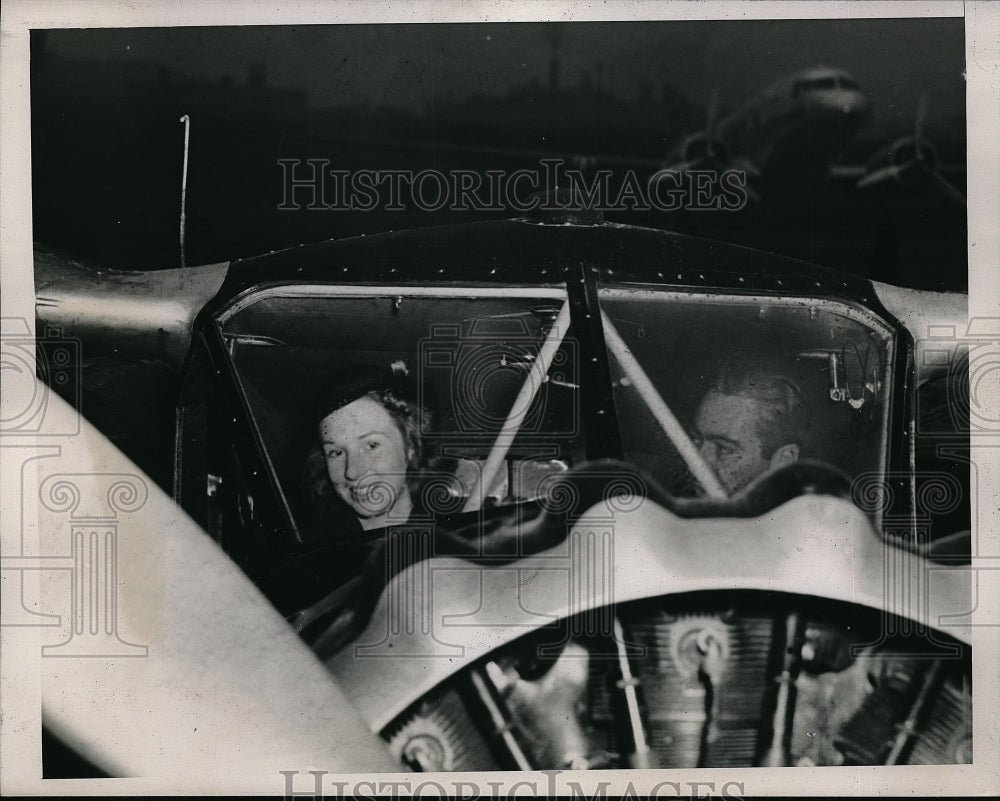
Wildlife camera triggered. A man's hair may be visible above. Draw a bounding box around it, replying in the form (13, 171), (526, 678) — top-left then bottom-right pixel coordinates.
(708, 364), (809, 457)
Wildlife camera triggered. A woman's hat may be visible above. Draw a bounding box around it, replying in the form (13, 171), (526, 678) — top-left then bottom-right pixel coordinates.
(315, 363), (418, 422)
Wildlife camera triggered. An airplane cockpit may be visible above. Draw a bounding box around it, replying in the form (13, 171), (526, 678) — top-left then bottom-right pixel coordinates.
(790, 70), (861, 98)
(204, 282), (896, 556)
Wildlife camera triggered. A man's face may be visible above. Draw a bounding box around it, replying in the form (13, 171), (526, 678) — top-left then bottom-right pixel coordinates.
(693, 390), (774, 494)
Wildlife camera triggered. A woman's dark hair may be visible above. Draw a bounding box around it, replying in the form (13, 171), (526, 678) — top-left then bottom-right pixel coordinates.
(303, 365), (432, 527)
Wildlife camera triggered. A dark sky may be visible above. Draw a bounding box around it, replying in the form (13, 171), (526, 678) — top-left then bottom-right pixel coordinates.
(44, 17), (965, 137)
(32, 16), (967, 287)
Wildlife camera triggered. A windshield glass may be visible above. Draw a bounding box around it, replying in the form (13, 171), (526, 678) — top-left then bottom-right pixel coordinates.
(598, 288), (894, 510)
(219, 287), (582, 539)
(219, 283), (896, 540)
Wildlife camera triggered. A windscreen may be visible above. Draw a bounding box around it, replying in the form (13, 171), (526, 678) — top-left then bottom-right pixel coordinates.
(219, 284), (895, 539)
(598, 288), (894, 502)
(219, 287), (582, 537)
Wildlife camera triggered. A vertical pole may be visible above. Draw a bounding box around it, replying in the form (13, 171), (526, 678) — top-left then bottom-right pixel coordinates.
(461, 299), (571, 513)
(179, 114), (191, 269)
(612, 617), (656, 768)
(762, 612), (804, 766)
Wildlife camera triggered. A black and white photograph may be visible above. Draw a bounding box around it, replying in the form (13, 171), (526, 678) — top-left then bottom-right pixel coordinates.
(1, 1), (998, 797)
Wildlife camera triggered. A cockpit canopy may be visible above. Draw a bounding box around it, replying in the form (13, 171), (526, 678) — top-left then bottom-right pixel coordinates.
(218, 284), (893, 535)
(791, 71), (860, 98)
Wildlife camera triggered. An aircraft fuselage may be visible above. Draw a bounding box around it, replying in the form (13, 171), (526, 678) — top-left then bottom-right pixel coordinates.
(717, 67), (870, 176)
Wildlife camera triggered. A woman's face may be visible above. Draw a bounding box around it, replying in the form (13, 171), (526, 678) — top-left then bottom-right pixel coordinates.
(319, 396), (413, 528)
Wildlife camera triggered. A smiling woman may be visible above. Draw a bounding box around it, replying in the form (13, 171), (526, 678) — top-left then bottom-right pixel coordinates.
(218, 286), (586, 618)
(311, 363), (429, 531)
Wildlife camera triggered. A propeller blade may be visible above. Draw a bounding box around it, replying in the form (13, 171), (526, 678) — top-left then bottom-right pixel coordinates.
(732, 156), (762, 179)
(857, 164), (906, 188)
(922, 165), (967, 207)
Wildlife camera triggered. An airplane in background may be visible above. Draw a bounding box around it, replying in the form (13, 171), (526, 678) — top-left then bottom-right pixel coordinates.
(296, 63), (965, 214)
(832, 93), (967, 206)
(661, 66), (965, 206)
(661, 67), (868, 179)
(332, 67), (867, 173)
(26, 61), (966, 288)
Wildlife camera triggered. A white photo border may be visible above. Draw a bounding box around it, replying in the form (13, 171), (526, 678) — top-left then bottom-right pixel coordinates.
(2, 1), (997, 797)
